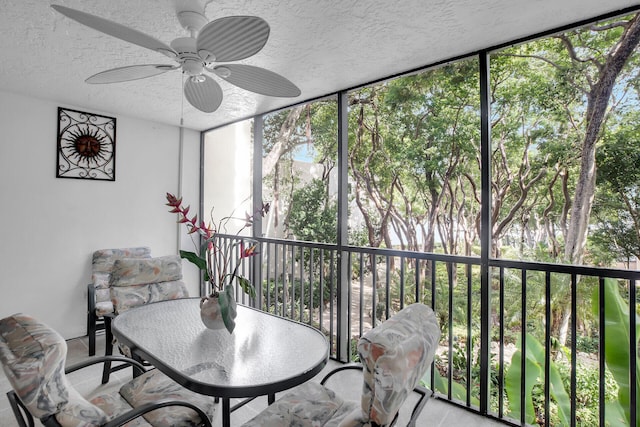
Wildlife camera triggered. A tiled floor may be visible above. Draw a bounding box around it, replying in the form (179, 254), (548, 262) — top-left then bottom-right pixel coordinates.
(0, 332), (505, 426)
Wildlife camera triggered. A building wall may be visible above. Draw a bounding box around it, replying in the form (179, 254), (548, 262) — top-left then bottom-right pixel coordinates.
(203, 120), (253, 235)
(0, 90), (201, 338)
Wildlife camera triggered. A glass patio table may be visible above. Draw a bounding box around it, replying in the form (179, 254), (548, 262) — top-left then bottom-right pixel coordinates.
(111, 297), (329, 427)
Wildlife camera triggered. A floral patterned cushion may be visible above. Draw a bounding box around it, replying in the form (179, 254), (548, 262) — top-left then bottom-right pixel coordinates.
(91, 247), (152, 315)
(241, 381), (359, 427)
(90, 391), (152, 426)
(0, 313), (213, 427)
(0, 313), (109, 425)
(109, 255), (188, 314)
(242, 303), (439, 427)
(358, 303), (439, 425)
(119, 369), (216, 427)
(111, 279), (189, 314)
(110, 255), (183, 287)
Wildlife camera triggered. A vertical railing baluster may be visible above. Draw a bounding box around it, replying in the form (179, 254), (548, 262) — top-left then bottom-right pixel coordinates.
(347, 251), (353, 360)
(499, 267), (505, 417)
(400, 256), (406, 309)
(448, 261), (454, 401)
(266, 243), (271, 311)
(359, 252), (364, 337)
(431, 260), (437, 391)
(329, 250), (336, 357)
(241, 239), (246, 303)
(290, 245), (295, 319)
(630, 278), (637, 427)
(385, 256), (390, 320)
(570, 273), (577, 427)
(415, 259), (421, 303)
(274, 244), (280, 316)
(319, 249), (325, 338)
(309, 249), (315, 326)
(599, 277), (605, 427)
(282, 244), (288, 318)
(521, 269), (527, 426)
(544, 271), (551, 427)
(372, 255), (377, 326)
(299, 246), (304, 323)
(467, 264), (473, 407)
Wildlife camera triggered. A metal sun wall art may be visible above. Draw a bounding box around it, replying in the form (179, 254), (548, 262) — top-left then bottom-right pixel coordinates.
(56, 107), (116, 181)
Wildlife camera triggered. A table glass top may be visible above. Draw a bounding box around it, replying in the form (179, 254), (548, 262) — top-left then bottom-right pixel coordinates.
(112, 298), (329, 396)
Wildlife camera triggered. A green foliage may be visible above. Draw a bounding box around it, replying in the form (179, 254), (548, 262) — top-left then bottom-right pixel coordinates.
(179, 249), (209, 280)
(504, 333), (571, 425)
(286, 178), (337, 244)
(592, 115), (640, 262)
(234, 275), (256, 299)
(556, 361), (618, 426)
(218, 285), (237, 333)
(592, 279), (640, 427)
(574, 335), (599, 354)
(433, 361), (478, 405)
(262, 278), (333, 313)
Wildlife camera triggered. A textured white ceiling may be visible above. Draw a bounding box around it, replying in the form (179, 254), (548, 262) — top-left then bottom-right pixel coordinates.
(1, 0), (638, 131)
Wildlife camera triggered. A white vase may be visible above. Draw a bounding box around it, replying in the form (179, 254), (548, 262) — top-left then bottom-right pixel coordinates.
(199, 295), (226, 330)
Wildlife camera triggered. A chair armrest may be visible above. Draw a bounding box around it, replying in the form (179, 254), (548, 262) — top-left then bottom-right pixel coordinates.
(102, 399), (212, 427)
(319, 363), (433, 427)
(65, 356), (146, 377)
(319, 363), (363, 386)
(407, 384), (432, 427)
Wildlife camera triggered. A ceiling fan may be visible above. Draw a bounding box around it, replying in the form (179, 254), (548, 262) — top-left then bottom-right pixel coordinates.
(51, 2), (301, 113)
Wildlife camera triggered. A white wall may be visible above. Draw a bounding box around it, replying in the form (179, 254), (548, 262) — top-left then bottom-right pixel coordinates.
(0, 90), (201, 339)
(203, 121), (253, 235)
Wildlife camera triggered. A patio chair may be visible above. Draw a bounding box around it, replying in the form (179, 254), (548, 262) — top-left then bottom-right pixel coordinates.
(88, 247), (152, 356)
(102, 254), (189, 383)
(0, 313), (215, 427)
(241, 303), (440, 427)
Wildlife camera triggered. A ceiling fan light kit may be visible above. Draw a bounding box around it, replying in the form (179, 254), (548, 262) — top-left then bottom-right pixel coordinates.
(51, 3), (300, 113)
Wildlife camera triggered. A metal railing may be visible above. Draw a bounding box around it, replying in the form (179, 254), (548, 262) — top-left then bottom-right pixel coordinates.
(214, 233), (639, 427)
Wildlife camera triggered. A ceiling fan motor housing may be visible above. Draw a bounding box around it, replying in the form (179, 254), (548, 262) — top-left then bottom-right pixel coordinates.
(170, 37), (207, 77)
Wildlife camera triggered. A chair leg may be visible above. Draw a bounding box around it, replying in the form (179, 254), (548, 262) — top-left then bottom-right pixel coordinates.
(7, 391), (33, 427)
(101, 316), (114, 384)
(87, 283), (98, 357)
(87, 311), (97, 357)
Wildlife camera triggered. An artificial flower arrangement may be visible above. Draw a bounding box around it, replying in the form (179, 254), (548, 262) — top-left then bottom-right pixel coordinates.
(165, 192), (269, 332)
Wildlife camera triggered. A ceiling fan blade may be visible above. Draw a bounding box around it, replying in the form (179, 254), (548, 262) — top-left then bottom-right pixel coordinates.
(197, 16), (270, 62)
(184, 75), (223, 113)
(212, 64), (301, 97)
(85, 65), (178, 84)
(51, 5), (177, 58)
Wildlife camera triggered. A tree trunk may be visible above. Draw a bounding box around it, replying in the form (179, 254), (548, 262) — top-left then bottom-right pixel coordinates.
(564, 15), (640, 265)
(262, 106), (305, 177)
(557, 15), (640, 347)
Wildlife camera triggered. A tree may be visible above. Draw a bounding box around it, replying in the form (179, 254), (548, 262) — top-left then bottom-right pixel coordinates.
(286, 178), (337, 243)
(592, 111), (640, 262)
(563, 14), (640, 265)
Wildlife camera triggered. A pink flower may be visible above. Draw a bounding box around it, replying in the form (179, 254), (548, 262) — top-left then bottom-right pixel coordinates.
(240, 243), (259, 258)
(165, 192), (267, 299)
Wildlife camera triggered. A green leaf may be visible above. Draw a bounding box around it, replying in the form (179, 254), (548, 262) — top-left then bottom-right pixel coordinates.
(178, 250), (209, 281)
(592, 278), (640, 427)
(218, 286), (237, 334)
(505, 333), (571, 425)
(235, 276), (256, 299)
(432, 368), (479, 406)
(505, 336), (541, 424)
(179, 250), (206, 270)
